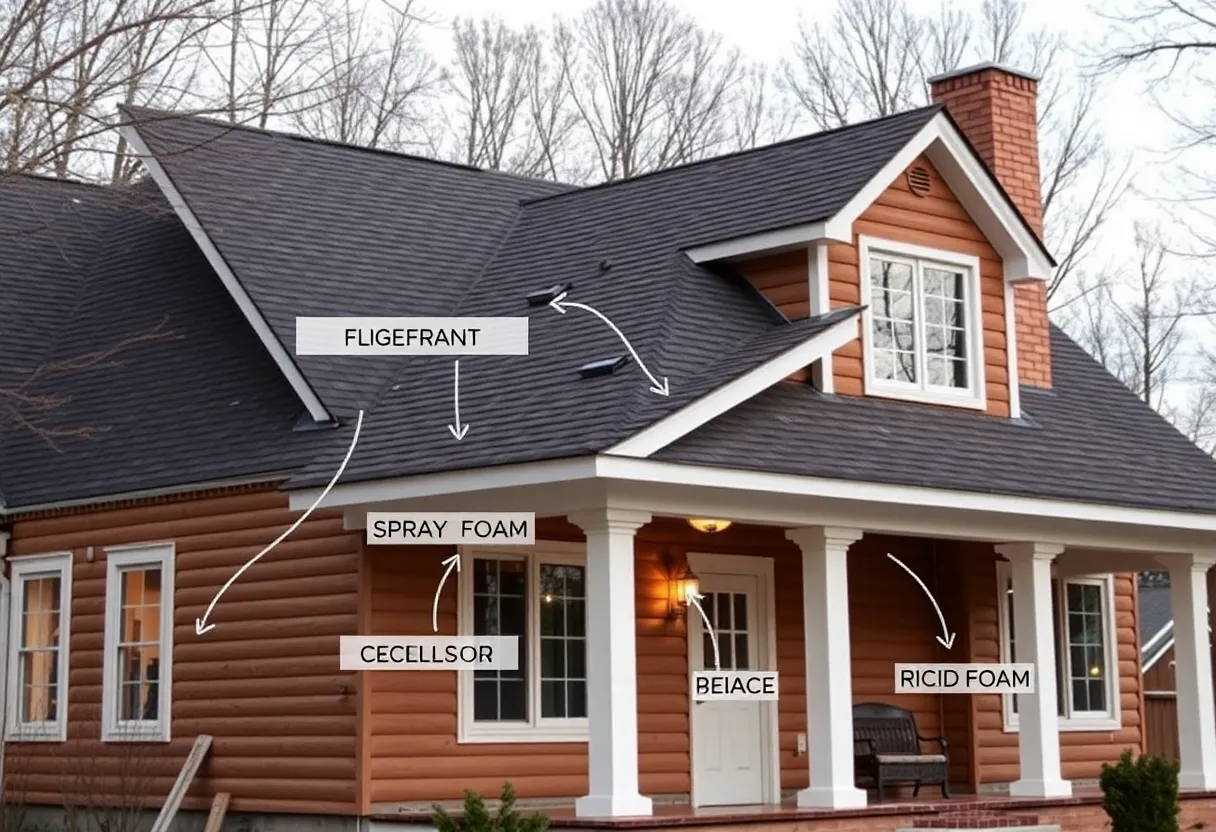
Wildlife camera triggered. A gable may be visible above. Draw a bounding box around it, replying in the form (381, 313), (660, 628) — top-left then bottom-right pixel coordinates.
(831, 155), (1013, 418)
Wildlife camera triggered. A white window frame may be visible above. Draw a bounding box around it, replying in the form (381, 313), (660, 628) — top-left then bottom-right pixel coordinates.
(995, 561), (1121, 732)
(101, 543), (174, 743)
(457, 541), (587, 743)
(5, 552), (72, 742)
(858, 235), (987, 410)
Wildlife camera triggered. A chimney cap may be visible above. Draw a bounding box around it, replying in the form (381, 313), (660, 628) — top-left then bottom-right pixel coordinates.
(927, 61), (1040, 86)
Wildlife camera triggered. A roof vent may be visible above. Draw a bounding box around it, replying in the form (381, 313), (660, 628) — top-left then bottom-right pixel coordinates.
(526, 282), (573, 307)
(907, 166), (933, 196)
(578, 355), (629, 379)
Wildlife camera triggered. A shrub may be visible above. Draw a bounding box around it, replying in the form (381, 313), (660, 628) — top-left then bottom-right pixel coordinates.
(1099, 748), (1181, 832)
(433, 783), (549, 832)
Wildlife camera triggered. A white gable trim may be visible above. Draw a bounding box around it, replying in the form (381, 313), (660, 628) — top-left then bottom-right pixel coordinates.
(119, 124), (332, 425)
(685, 221), (838, 263)
(682, 113), (1053, 283)
(605, 313), (861, 458)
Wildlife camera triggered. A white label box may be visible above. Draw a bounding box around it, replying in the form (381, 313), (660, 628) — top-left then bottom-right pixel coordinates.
(895, 663), (1035, 694)
(366, 512), (534, 545)
(692, 670), (779, 701)
(341, 636), (519, 670)
(295, 317), (529, 355)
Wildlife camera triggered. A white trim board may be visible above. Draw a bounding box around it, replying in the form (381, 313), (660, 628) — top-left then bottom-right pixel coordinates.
(681, 113), (1053, 284)
(118, 124), (332, 424)
(607, 313), (860, 458)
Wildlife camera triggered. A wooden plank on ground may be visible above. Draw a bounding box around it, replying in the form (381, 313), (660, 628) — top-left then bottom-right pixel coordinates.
(203, 792), (231, 832)
(150, 734), (213, 832)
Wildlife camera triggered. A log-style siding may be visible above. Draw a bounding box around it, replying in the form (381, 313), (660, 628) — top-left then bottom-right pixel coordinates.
(363, 520), (956, 810)
(831, 155), (1012, 417)
(3, 485), (362, 816)
(956, 542), (1143, 786)
(735, 249), (809, 320)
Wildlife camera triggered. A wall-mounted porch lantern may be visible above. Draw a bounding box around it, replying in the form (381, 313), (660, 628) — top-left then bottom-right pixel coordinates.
(687, 517), (732, 534)
(660, 551), (701, 619)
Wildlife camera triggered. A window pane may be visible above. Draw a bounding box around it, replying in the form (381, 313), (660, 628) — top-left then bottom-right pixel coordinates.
(472, 559), (528, 722)
(114, 567), (163, 725)
(19, 576), (61, 724)
(871, 259), (918, 384)
(1064, 582), (1107, 713)
(539, 563), (586, 720)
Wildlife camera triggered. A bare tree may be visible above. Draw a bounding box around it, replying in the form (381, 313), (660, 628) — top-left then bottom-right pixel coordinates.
(446, 17), (536, 169)
(1, 0), (226, 179)
(781, 0), (1129, 300)
(729, 62), (796, 151)
(289, 0), (438, 150)
(1062, 223), (1203, 409)
(556, 0), (742, 181)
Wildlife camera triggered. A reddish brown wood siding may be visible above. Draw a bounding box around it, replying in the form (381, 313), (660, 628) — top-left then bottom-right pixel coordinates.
(362, 521), (961, 808)
(830, 155), (1012, 418)
(3, 486), (361, 816)
(957, 542), (1143, 786)
(735, 249), (809, 321)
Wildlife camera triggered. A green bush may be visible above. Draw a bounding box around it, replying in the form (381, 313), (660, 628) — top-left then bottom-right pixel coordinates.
(433, 783), (550, 832)
(1099, 748), (1181, 832)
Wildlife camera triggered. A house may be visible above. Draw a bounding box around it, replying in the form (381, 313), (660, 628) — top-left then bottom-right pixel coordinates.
(4, 61), (1216, 832)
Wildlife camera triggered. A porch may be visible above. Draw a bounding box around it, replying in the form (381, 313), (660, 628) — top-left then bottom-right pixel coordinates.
(301, 462), (1216, 821)
(368, 788), (1216, 832)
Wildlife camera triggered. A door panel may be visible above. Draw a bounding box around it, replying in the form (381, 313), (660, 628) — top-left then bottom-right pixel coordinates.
(690, 572), (768, 806)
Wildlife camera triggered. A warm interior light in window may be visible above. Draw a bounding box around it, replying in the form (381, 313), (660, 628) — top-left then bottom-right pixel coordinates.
(1089, 665), (1101, 677)
(542, 592), (553, 603)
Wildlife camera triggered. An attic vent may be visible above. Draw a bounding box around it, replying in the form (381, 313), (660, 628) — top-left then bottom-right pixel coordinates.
(907, 166), (933, 196)
(526, 282), (574, 307)
(578, 355), (629, 379)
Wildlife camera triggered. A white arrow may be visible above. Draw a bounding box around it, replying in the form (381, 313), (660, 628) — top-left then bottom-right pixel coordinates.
(447, 360), (469, 440)
(549, 291), (670, 396)
(432, 553), (461, 633)
(886, 553), (956, 649)
(195, 410), (364, 636)
(687, 590), (721, 670)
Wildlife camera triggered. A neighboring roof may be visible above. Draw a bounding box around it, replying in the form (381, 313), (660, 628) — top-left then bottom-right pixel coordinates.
(0, 180), (333, 508)
(1139, 584), (1173, 653)
(122, 106), (568, 420)
(653, 327), (1216, 514)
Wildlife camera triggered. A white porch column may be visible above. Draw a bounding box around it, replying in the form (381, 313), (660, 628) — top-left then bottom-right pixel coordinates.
(785, 525), (866, 809)
(569, 508), (653, 818)
(1160, 552), (1216, 790)
(996, 542), (1071, 798)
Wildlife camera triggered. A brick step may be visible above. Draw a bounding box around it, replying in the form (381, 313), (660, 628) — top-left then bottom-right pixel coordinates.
(902, 810), (1059, 830)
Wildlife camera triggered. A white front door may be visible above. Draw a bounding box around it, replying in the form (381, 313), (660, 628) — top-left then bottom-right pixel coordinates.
(689, 570), (770, 806)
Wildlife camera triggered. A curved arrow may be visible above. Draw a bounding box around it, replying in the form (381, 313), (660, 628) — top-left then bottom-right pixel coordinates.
(549, 291), (670, 396)
(195, 410), (364, 635)
(687, 591), (721, 670)
(432, 553), (461, 632)
(887, 553), (956, 649)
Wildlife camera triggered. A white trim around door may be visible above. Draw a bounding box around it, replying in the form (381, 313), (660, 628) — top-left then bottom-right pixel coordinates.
(686, 552), (780, 807)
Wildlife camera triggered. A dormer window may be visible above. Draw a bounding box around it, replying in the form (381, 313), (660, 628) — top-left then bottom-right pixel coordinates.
(858, 236), (986, 410)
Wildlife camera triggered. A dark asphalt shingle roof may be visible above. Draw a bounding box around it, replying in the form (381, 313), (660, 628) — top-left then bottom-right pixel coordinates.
(124, 106), (569, 420)
(654, 327), (1216, 514)
(0, 181), (333, 508)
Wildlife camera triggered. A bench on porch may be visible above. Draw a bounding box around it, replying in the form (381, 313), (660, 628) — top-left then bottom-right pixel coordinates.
(853, 702), (950, 801)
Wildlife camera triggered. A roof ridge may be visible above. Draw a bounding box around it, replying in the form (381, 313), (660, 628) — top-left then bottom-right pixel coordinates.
(119, 104), (573, 194)
(520, 104), (945, 207)
(1, 172), (111, 190)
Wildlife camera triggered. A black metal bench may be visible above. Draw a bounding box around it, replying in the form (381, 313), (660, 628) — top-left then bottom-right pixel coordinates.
(853, 702), (949, 800)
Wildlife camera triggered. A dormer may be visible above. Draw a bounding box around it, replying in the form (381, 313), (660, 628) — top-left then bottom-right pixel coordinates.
(686, 63), (1053, 420)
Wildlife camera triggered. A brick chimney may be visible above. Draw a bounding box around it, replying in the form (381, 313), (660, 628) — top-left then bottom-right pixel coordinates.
(929, 63), (1051, 389)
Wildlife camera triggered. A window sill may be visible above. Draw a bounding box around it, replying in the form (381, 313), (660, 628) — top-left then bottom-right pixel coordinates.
(5, 726), (66, 743)
(864, 381), (987, 411)
(459, 722), (588, 744)
(1002, 718), (1121, 734)
(101, 727), (170, 743)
